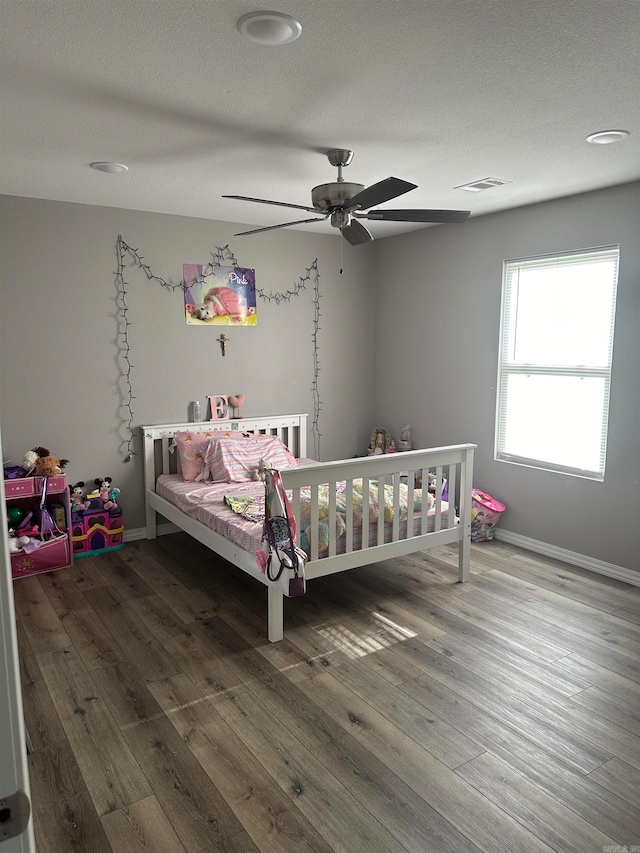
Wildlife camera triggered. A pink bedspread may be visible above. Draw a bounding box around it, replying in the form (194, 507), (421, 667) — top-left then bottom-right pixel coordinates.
(157, 475), (265, 552)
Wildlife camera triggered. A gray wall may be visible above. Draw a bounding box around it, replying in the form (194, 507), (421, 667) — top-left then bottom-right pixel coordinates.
(372, 182), (640, 572)
(0, 196), (375, 531)
(1, 185), (638, 571)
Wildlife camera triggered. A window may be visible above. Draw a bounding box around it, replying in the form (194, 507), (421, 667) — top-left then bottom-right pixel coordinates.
(495, 246), (619, 480)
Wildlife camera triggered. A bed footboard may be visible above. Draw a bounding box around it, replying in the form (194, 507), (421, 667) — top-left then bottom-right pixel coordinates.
(281, 443), (476, 584)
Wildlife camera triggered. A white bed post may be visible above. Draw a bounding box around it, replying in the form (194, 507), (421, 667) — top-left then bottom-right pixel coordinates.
(298, 413), (308, 459)
(458, 445), (475, 582)
(143, 429), (157, 539)
(267, 586), (284, 642)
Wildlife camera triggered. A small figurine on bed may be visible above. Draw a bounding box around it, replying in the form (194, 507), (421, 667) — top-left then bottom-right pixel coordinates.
(368, 427), (391, 455)
(251, 459), (272, 481)
(399, 424), (412, 452)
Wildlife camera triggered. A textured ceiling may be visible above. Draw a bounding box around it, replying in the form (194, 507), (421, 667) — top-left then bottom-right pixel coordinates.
(1, 0), (639, 241)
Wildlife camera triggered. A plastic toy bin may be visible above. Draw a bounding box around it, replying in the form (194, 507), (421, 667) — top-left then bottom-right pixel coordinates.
(471, 489), (506, 542)
(10, 535), (71, 578)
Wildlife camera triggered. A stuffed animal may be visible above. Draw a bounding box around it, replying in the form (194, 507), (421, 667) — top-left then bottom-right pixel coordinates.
(251, 459), (272, 481)
(29, 446), (69, 478)
(8, 530), (31, 552)
(22, 450), (38, 475)
(415, 472), (437, 492)
(94, 477), (118, 509)
(70, 481), (91, 512)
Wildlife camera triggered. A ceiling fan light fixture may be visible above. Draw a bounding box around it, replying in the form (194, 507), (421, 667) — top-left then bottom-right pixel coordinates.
(586, 129), (630, 144)
(90, 161), (129, 173)
(237, 12), (302, 45)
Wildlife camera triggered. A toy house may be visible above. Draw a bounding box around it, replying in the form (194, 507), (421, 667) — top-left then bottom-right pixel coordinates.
(71, 500), (124, 557)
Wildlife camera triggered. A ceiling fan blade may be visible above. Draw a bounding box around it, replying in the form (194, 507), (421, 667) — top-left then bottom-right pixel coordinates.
(234, 217), (326, 236)
(223, 194), (319, 214)
(362, 208), (471, 223)
(346, 177), (417, 212)
(341, 219), (373, 246)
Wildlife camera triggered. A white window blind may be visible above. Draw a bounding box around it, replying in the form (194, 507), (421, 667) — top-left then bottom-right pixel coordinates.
(495, 246), (619, 480)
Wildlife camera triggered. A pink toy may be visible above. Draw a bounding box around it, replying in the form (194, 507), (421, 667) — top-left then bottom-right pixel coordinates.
(8, 532), (31, 552)
(94, 477), (118, 510)
(70, 481), (91, 512)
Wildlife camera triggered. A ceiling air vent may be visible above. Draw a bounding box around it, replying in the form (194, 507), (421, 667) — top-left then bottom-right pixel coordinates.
(454, 177), (512, 192)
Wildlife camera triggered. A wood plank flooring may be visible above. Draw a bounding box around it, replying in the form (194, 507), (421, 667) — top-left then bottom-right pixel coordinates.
(14, 534), (640, 853)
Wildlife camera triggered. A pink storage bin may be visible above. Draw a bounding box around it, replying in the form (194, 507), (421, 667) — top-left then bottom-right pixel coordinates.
(35, 475), (67, 493)
(471, 489), (506, 542)
(5, 478), (35, 498)
(10, 535), (71, 578)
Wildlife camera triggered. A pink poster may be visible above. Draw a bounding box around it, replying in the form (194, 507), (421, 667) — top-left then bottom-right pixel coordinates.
(183, 264), (257, 326)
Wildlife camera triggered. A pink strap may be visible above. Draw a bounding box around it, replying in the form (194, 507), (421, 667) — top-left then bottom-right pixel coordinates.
(268, 469), (297, 540)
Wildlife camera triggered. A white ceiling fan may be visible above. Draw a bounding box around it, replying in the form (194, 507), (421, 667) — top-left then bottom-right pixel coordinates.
(224, 149), (470, 245)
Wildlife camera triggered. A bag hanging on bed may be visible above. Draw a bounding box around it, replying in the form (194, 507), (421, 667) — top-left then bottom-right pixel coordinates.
(263, 468), (307, 597)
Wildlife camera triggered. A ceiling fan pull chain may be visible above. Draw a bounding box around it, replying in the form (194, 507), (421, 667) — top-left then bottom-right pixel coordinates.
(340, 237), (343, 275)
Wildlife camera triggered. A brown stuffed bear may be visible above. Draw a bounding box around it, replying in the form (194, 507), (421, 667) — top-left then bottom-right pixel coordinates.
(31, 446), (69, 477)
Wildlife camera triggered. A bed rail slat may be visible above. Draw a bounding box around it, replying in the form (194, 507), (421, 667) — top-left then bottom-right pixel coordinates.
(392, 475), (401, 542)
(448, 468), (457, 529)
(160, 437), (169, 474)
(328, 482), (337, 558)
(434, 465), (443, 531)
(420, 467), (429, 534)
(362, 476), (370, 550)
(345, 479), (354, 554)
(310, 484), (319, 562)
(406, 473), (415, 539)
(377, 476), (385, 546)
(291, 487), (301, 545)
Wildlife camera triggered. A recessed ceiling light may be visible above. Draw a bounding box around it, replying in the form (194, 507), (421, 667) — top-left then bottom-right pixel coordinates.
(237, 11), (302, 45)
(90, 161), (129, 173)
(586, 130), (630, 144)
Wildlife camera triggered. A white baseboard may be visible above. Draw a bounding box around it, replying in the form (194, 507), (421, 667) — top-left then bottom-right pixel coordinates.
(494, 528), (640, 586)
(124, 523), (179, 542)
(125, 523), (639, 587)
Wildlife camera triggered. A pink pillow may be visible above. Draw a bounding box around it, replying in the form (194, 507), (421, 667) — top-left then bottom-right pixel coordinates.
(173, 430), (218, 481)
(202, 434), (296, 482)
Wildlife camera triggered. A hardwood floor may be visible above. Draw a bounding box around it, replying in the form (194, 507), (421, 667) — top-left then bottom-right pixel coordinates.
(14, 534), (640, 853)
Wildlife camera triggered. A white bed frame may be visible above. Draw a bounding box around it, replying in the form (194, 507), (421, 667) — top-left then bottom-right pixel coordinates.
(142, 414), (476, 642)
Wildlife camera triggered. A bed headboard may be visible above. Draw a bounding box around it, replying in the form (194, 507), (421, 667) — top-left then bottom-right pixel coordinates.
(140, 413), (308, 496)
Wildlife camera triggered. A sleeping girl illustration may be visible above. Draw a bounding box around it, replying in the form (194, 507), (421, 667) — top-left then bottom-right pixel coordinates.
(192, 286), (248, 321)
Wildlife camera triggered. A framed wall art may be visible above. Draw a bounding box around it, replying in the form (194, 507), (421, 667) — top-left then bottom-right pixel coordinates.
(183, 264), (257, 326)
